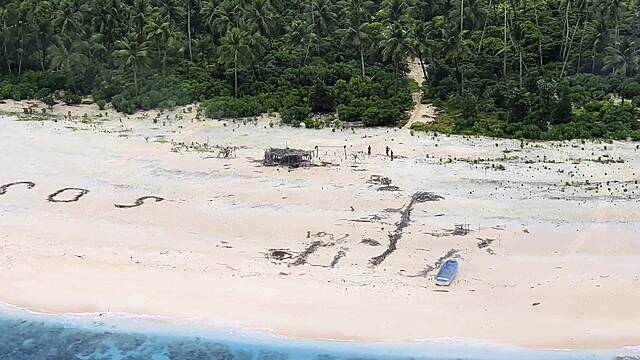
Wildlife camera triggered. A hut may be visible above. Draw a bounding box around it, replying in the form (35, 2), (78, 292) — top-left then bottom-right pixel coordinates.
(263, 148), (313, 167)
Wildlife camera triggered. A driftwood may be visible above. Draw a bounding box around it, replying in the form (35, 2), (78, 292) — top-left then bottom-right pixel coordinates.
(369, 191), (444, 267)
(367, 175), (392, 186)
(0, 181), (35, 196)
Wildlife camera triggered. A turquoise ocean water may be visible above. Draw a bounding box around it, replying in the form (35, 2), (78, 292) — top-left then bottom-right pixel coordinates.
(0, 305), (636, 360)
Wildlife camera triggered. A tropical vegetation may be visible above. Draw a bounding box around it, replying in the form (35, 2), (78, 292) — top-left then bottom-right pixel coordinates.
(0, 0), (640, 139)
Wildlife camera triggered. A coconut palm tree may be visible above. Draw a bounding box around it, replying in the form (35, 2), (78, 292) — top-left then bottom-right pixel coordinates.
(443, 32), (467, 92)
(145, 14), (171, 81)
(51, 1), (85, 37)
(286, 19), (317, 78)
(245, 0), (274, 37)
(304, 0), (338, 52)
(338, 21), (371, 78)
(218, 27), (251, 97)
(113, 35), (151, 95)
(381, 23), (410, 95)
(602, 40), (638, 76)
(379, 0), (412, 25)
(47, 36), (90, 90)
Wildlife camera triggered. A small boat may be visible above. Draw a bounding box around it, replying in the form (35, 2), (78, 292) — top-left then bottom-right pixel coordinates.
(435, 259), (459, 286)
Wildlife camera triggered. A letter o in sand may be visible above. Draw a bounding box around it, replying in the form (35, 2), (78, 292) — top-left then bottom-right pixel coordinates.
(47, 188), (90, 203)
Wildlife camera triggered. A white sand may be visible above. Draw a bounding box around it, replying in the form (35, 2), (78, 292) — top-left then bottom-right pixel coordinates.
(0, 101), (639, 350)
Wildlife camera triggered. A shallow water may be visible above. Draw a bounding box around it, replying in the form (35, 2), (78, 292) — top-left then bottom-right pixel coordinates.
(0, 307), (628, 360)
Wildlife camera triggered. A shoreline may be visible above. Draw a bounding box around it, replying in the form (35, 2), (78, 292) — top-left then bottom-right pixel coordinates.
(1, 301), (636, 359)
(1, 102), (639, 353)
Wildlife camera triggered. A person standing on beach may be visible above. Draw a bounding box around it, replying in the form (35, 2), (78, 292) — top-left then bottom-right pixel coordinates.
(385, 146), (390, 156)
(390, 150), (394, 161)
(368, 145), (371, 156)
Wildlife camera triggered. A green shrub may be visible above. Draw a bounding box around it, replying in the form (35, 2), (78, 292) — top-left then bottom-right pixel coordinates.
(111, 94), (136, 114)
(62, 92), (82, 105)
(336, 104), (362, 122)
(96, 99), (107, 110)
(362, 106), (402, 126)
(281, 106), (311, 124)
(202, 96), (263, 118)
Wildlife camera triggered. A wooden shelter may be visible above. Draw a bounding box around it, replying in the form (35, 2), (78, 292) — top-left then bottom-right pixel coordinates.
(263, 148), (313, 167)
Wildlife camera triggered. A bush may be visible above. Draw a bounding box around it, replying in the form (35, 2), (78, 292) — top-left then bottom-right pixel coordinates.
(281, 106), (311, 124)
(201, 96), (263, 118)
(62, 92), (82, 105)
(96, 99), (107, 110)
(111, 94), (136, 114)
(336, 104), (363, 122)
(362, 106), (402, 126)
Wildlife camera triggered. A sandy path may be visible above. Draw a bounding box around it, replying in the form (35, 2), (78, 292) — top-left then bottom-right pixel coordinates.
(0, 104), (639, 350)
(404, 59), (437, 129)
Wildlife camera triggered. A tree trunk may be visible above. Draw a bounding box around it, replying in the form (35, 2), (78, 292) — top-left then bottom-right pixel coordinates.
(561, 0), (571, 60)
(3, 41), (11, 74)
(503, 6), (507, 79)
(187, 0), (193, 62)
(234, 52), (238, 98)
(519, 51), (523, 86)
(577, 8), (589, 71)
(393, 59), (398, 96)
(460, 0), (464, 33)
(560, 7), (583, 77)
(3, 17), (11, 74)
(17, 29), (23, 75)
(134, 68), (138, 95)
(418, 50), (428, 83)
(37, 36), (45, 71)
(359, 46), (365, 78)
(534, 5), (543, 66)
(478, 0), (492, 51)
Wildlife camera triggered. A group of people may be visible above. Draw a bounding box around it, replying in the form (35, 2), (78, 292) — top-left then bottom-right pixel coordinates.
(367, 145), (394, 160)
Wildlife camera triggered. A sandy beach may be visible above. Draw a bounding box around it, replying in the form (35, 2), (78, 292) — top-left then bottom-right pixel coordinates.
(0, 100), (639, 351)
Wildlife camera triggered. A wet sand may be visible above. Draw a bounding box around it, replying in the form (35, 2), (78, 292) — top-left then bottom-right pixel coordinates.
(0, 101), (639, 350)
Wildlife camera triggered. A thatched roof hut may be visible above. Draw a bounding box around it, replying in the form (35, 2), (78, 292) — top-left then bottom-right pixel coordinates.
(263, 148), (313, 167)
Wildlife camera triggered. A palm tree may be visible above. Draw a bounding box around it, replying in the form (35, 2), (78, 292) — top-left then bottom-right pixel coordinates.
(245, 0), (274, 37)
(0, 6), (14, 74)
(339, 21), (371, 78)
(113, 36), (151, 95)
(381, 23), (410, 95)
(597, 0), (625, 49)
(47, 36), (90, 90)
(132, 0), (148, 41)
(602, 41), (638, 76)
(286, 20), (317, 78)
(590, 18), (609, 73)
(450, 0), (485, 32)
(443, 32), (467, 92)
(218, 27), (251, 97)
(211, 1), (240, 35)
(340, 0), (373, 23)
(27, 0), (53, 71)
(304, 0), (338, 52)
(51, 1), (85, 37)
(379, 0), (413, 25)
(145, 14), (172, 81)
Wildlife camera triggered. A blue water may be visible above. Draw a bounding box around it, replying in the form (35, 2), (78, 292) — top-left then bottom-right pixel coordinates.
(0, 307), (634, 360)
